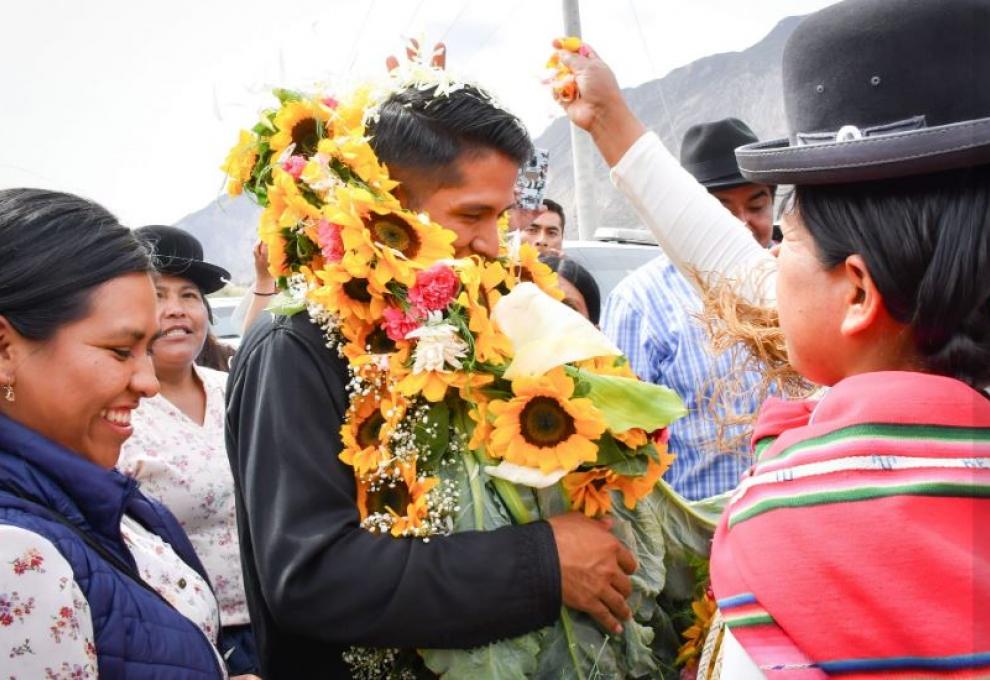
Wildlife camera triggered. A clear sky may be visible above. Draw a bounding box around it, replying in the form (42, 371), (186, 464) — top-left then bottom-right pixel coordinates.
(1, 0), (837, 227)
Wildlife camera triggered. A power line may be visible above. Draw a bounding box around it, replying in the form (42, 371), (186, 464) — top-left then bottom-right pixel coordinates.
(406, 0), (427, 28)
(439, 0), (472, 43)
(462, 0), (526, 69)
(627, 0), (677, 144)
(346, 0), (378, 73)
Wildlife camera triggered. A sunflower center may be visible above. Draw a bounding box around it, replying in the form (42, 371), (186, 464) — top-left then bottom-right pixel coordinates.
(291, 118), (320, 155)
(368, 215), (421, 259)
(366, 481), (411, 516)
(356, 411), (385, 448)
(367, 327), (396, 354)
(343, 277), (373, 303)
(519, 396), (575, 447)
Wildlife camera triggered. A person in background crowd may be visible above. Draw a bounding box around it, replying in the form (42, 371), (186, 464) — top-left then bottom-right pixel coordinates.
(119, 225), (259, 676)
(226, 82), (637, 679)
(680, 119), (774, 248)
(0, 190), (227, 678)
(540, 254), (601, 324)
(521, 198), (566, 255)
(599, 120), (771, 500)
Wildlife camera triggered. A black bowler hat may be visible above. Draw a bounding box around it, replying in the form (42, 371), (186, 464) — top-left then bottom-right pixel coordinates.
(737, 0), (990, 185)
(680, 118), (759, 190)
(133, 225), (230, 295)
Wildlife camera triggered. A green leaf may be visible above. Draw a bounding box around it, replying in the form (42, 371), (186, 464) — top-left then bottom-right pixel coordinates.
(565, 367), (687, 433)
(571, 377), (592, 398)
(593, 432), (629, 466)
(273, 87), (304, 104)
(608, 456), (650, 477)
(413, 402), (450, 470)
(420, 633), (540, 680)
(267, 292), (306, 317)
(536, 615), (620, 680)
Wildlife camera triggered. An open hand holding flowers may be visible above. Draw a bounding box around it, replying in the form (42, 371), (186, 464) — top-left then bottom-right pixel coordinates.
(223, 55), (689, 678)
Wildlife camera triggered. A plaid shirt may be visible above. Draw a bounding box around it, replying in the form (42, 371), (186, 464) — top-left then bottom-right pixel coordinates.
(601, 254), (765, 500)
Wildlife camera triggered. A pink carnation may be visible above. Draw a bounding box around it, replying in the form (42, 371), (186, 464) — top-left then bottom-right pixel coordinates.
(382, 305), (425, 342)
(322, 96), (339, 109)
(282, 155), (307, 179)
(407, 264), (459, 311)
(317, 219), (344, 262)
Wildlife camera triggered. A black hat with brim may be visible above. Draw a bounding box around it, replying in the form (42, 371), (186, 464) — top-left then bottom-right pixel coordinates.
(737, 0), (990, 186)
(681, 118), (760, 190)
(133, 225), (230, 295)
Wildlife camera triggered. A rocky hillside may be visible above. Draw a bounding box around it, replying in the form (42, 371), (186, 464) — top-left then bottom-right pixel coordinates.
(536, 15), (800, 238)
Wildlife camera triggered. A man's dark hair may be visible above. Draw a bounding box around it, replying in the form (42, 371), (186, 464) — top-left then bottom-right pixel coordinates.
(795, 164), (990, 390)
(541, 199), (566, 229)
(0, 188), (152, 341)
(368, 84), (533, 204)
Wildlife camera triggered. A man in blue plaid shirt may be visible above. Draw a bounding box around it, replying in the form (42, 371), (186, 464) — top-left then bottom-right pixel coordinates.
(601, 118), (775, 500)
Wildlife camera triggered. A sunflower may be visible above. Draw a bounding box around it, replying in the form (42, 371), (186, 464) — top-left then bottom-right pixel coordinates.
(467, 399), (493, 451)
(356, 463), (438, 537)
(340, 395), (389, 476)
(507, 242), (564, 300)
(563, 468), (615, 517)
(612, 456), (671, 510)
(577, 355), (640, 380)
(340, 317), (398, 365)
(360, 209), (455, 288)
(488, 366), (606, 473)
(676, 589), (718, 669)
(396, 366), (494, 403)
(308, 259), (388, 324)
(258, 204), (290, 278)
(221, 129), (258, 196)
(269, 99), (329, 159)
(613, 427), (649, 449)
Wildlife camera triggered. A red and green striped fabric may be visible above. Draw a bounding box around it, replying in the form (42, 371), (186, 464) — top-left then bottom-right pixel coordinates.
(710, 372), (990, 678)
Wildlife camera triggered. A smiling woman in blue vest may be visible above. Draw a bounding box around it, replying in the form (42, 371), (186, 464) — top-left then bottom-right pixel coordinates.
(0, 189), (227, 678)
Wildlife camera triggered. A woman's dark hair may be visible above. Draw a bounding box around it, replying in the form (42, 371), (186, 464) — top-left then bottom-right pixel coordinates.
(795, 164), (990, 389)
(369, 84), (533, 197)
(0, 188), (152, 341)
(540, 255), (602, 325)
(196, 332), (235, 372)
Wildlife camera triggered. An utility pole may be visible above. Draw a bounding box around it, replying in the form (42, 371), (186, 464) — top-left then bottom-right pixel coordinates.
(562, 0), (599, 241)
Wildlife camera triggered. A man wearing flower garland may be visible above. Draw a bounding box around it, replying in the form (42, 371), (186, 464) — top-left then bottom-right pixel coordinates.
(225, 81), (638, 678)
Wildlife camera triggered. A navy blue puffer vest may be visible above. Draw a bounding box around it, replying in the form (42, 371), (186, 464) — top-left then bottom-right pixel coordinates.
(0, 413), (223, 678)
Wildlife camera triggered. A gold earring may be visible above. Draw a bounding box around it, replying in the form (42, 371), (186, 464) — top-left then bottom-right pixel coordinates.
(2, 381), (14, 403)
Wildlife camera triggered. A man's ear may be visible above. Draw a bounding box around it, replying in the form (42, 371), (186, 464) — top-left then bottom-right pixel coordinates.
(839, 254), (884, 337)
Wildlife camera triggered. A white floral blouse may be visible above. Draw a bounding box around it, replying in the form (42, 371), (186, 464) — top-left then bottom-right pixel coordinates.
(117, 365), (249, 627)
(0, 519), (222, 678)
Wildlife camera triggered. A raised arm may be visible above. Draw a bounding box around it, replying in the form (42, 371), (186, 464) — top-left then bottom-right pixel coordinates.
(555, 47), (778, 306)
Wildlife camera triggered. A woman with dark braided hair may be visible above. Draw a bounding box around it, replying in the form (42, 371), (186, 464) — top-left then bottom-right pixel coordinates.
(556, 0), (989, 676)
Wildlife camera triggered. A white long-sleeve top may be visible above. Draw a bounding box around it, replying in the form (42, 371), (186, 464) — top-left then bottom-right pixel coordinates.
(610, 131), (779, 307)
(118, 365), (249, 627)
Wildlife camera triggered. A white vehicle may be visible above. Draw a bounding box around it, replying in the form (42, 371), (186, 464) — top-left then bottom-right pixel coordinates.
(208, 296), (244, 348)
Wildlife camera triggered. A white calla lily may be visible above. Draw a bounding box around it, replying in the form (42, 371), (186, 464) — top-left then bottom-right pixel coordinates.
(493, 282), (621, 379)
(484, 461), (569, 489)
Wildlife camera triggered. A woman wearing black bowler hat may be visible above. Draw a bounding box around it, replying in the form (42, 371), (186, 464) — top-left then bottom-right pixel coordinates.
(556, 0), (990, 677)
(119, 225), (260, 677)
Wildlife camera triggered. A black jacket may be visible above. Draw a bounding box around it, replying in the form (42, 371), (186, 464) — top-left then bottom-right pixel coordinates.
(225, 312), (561, 678)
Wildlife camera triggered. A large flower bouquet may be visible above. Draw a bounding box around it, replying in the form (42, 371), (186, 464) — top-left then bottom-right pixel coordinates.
(223, 52), (707, 679)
